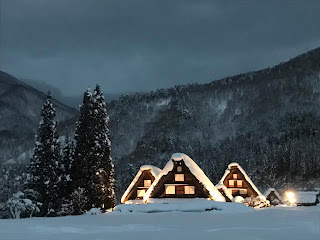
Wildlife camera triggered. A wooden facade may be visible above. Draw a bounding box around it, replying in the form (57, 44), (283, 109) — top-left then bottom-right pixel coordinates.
(221, 165), (260, 198)
(149, 160), (211, 199)
(122, 169), (157, 203)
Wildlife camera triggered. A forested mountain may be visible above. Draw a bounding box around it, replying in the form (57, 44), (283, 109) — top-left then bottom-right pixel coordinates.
(110, 47), (320, 197)
(0, 71), (77, 165)
(1, 47), (320, 204)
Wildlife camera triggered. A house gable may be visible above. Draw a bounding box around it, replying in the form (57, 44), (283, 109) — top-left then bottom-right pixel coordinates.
(149, 160), (211, 199)
(144, 153), (225, 202)
(121, 165), (161, 203)
(219, 163), (263, 199)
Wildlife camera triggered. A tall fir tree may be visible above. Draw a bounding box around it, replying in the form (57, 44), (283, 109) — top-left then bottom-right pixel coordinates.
(71, 86), (115, 214)
(25, 92), (61, 216)
(56, 137), (75, 215)
(92, 85), (115, 210)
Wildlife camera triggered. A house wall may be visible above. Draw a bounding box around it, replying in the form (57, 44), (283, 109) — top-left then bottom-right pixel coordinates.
(124, 170), (156, 202)
(151, 160), (210, 199)
(222, 166), (258, 198)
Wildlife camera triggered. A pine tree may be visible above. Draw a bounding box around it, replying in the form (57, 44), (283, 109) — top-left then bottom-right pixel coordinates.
(92, 85), (115, 210)
(70, 89), (94, 214)
(25, 92), (61, 216)
(71, 87), (115, 214)
(56, 137), (75, 216)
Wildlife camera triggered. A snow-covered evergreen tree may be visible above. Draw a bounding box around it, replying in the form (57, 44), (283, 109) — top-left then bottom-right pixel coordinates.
(92, 85), (115, 210)
(25, 92), (61, 216)
(56, 137), (75, 216)
(71, 86), (115, 214)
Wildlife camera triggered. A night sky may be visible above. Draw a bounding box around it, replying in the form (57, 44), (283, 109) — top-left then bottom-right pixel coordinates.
(1, 0), (320, 96)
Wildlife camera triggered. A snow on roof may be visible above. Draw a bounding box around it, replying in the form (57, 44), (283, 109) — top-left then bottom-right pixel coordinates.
(121, 165), (162, 203)
(263, 188), (282, 201)
(215, 183), (234, 201)
(143, 153), (225, 203)
(218, 162), (264, 198)
(295, 191), (319, 204)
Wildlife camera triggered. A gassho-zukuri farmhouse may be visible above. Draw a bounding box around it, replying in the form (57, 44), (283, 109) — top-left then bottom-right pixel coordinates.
(121, 153), (271, 206)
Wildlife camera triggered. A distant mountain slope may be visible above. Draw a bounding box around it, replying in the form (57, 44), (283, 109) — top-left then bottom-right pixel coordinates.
(1, 47), (320, 200)
(109, 47), (320, 197)
(0, 71), (77, 164)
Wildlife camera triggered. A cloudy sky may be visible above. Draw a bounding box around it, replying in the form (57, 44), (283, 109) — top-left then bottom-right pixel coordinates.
(1, 0), (320, 96)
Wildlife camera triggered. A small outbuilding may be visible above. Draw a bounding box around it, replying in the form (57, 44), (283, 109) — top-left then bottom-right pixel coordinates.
(217, 163), (264, 199)
(264, 188), (283, 205)
(121, 165), (162, 204)
(143, 153), (225, 203)
(295, 191), (320, 206)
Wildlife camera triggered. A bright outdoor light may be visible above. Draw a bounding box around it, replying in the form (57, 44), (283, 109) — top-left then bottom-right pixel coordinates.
(285, 191), (295, 204)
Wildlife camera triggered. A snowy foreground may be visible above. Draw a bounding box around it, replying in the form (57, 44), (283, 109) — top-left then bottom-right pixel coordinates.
(0, 202), (319, 240)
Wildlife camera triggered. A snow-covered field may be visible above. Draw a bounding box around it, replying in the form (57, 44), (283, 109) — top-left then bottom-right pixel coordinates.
(0, 205), (319, 240)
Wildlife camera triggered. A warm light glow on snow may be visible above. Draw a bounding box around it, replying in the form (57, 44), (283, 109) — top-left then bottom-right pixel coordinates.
(285, 191), (295, 204)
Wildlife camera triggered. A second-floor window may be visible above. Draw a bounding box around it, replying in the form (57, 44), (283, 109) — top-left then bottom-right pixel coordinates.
(175, 174), (184, 181)
(144, 180), (152, 187)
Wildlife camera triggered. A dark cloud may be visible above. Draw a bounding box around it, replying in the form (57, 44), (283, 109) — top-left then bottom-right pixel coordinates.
(1, 0), (320, 96)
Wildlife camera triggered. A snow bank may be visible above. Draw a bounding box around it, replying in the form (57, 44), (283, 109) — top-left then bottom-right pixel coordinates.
(121, 165), (162, 203)
(295, 191), (319, 204)
(144, 153), (225, 202)
(113, 199), (252, 214)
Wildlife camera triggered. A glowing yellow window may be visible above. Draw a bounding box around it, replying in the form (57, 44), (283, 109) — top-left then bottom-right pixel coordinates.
(184, 186), (195, 194)
(165, 185), (175, 194)
(175, 174), (184, 181)
(229, 180), (234, 187)
(236, 180), (242, 187)
(233, 174), (237, 179)
(177, 166), (182, 172)
(144, 180), (152, 187)
(137, 189), (146, 197)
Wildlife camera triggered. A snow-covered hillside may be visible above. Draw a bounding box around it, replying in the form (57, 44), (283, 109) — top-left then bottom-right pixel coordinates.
(0, 206), (319, 240)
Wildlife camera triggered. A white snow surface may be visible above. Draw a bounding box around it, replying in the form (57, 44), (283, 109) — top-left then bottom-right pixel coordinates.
(121, 165), (162, 203)
(264, 188), (283, 201)
(114, 199), (251, 213)
(1, 206), (320, 240)
(144, 153), (225, 202)
(219, 162), (265, 198)
(295, 191), (319, 204)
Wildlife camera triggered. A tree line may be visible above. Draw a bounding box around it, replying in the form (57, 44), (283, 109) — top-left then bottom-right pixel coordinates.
(4, 85), (115, 218)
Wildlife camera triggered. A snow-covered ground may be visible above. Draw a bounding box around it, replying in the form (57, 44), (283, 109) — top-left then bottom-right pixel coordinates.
(0, 205), (319, 240)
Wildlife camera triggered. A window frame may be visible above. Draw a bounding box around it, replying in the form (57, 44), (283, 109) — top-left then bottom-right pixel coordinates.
(184, 185), (195, 194)
(137, 189), (146, 197)
(175, 174), (184, 182)
(229, 179), (235, 187)
(165, 185), (176, 195)
(144, 179), (152, 187)
(236, 180), (242, 187)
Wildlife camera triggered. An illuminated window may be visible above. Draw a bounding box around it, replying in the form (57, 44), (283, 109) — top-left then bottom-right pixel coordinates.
(137, 189), (146, 197)
(175, 174), (184, 181)
(165, 185), (175, 194)
(177, 166), (182, 172)
(184, 186), (195, 194)
(229, 180), (234, 187)
(233, 174), (237, 179)
(144, 180), (151, 187)
(240, 189), (247, 195)
(236, 180), (242, 187)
